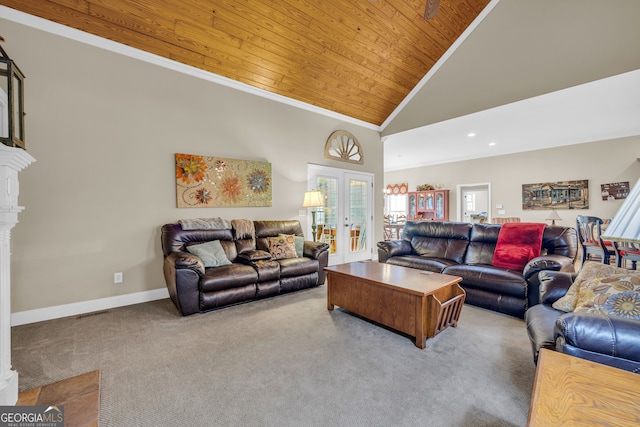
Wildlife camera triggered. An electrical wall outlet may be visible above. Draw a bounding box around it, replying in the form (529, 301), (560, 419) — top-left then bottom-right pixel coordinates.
(299, 209), (307, 217)
(114, 272), (123, 284)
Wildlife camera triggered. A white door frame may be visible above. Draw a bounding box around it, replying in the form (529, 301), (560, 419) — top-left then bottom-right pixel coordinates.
(307, 164), (374, 265)
(456, 182), (492, 223)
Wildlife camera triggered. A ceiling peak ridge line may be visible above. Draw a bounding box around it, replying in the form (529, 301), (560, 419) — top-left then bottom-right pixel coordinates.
(0, 6), (380, 133)
(379, 0), (501, 132)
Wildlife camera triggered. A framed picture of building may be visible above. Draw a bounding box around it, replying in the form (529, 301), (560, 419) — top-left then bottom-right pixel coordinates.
(522, 180), (589, 210)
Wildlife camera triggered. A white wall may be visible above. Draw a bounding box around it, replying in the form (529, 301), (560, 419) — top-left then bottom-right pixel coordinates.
(2, 18), (383, 313)
(385, 137), (640, 227)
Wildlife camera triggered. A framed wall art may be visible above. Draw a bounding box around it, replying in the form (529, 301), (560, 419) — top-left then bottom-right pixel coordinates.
(522, 180), (589, 210)
(175, 153), (272, 208)
(601, 182), (629, 201)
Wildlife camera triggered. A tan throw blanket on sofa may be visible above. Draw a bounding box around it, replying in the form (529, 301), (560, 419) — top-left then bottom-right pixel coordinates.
(231, 219), (255, 240)
(179, 217), (232, 230)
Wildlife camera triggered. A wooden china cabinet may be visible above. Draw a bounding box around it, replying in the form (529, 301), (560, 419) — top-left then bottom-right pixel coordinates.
(407, 190), (449, 221)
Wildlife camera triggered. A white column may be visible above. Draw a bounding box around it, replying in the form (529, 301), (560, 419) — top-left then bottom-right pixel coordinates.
(0, 144), (35, 405)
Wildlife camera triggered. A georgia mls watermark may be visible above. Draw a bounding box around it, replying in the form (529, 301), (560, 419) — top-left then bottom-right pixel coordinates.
(0, 406), (64, 427)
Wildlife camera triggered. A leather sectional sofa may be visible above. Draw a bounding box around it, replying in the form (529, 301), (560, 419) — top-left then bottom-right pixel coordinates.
(377, 221), (578, 318)
(161, 219), (329, 315)
(525, 270), (640, 373)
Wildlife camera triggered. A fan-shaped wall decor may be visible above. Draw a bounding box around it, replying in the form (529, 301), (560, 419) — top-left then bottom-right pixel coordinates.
(324, 130), (363, 164)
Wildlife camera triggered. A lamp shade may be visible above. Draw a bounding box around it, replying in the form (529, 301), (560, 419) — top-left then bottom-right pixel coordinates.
(602, 178), (640, 244)
(545, 210), (563, 221)
(302, 190), (324, 208)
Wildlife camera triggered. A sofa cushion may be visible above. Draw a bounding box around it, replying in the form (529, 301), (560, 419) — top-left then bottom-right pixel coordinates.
(278, 257), (319, 277)
(465, 223), (501, 264)
(443, 264), (527, 298)
(387, 255), (456, 273)
(200, 263), (258, 292)
(492, 222), (545, 271)
(161, 223), (234, 256)
(268, 236), (298, 260)
(255, 220), (305, 252)
(402, 221), (471, 263)
(186, 240), (232, 267)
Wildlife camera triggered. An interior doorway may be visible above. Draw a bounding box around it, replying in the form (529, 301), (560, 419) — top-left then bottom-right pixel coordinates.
(457, 183), (491, 223)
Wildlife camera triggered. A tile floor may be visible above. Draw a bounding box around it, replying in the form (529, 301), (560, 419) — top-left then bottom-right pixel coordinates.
(17, 370), (100, 427)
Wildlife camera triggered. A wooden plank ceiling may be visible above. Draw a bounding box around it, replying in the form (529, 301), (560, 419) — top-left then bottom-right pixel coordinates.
(1, 0), (490, 125)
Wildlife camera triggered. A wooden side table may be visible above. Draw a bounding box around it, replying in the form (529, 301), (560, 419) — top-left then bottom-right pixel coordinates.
(528, 349), (640, 426)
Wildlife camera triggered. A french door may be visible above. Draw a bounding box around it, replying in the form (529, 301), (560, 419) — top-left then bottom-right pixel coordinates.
(307, 164), (373, 265)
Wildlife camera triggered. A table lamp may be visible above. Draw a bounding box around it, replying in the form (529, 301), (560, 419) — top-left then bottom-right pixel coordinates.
(303, 190), (324, 241)
(545, 209), (562, 225)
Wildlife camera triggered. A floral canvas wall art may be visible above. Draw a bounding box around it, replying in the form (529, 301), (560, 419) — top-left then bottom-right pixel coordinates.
(175, 153), (272, 208)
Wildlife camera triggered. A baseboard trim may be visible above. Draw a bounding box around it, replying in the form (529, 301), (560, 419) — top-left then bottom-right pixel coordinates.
(11, 288), (170, 326)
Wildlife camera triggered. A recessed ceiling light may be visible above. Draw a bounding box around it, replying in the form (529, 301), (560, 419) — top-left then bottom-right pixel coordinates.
(488, 142), (496, 146)
(467, 133), (475, 137)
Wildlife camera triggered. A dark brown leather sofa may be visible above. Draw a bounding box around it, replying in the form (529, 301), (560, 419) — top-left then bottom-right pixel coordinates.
(525, 270), (640, 373)
(377, 221), (578, 318)
(161, 219), (329, 315)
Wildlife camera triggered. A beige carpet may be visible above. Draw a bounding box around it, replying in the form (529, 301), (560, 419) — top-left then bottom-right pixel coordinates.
(11, 285), (535, 426)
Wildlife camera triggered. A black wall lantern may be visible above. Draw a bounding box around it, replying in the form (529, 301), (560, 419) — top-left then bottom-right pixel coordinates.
(0, 36), (25, 150)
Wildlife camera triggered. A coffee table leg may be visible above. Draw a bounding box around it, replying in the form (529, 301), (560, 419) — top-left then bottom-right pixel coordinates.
(327, 276), (334, 310)
(415, 296), (426, 349)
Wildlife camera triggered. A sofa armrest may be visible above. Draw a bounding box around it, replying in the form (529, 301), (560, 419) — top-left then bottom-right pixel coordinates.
(538, 270), (577, 305)
(163, 252), (203, 316)
(303, 240), (330, 285)
(167, 251), (205, 275)
(377, 240), (412, 262)
(523, 254), (574, 281)
(304, 240), (330, 259)
(555, 312), (640, 371)
(523, 255), (575, 307)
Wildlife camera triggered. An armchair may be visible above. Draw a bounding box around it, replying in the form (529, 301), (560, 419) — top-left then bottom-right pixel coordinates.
(525, 269), (640, 373)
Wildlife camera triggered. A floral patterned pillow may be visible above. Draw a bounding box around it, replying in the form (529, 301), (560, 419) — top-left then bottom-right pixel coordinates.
(267, 235), (298, 260)
(573, 273), (640, 319)
(552, 263), (635, 312)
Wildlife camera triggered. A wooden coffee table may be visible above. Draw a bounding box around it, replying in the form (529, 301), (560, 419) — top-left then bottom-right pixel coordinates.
(325, 262), (465, 348)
